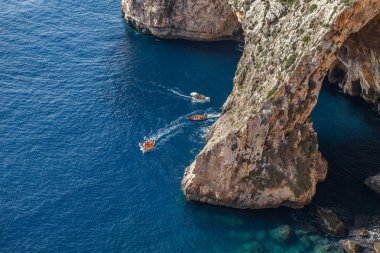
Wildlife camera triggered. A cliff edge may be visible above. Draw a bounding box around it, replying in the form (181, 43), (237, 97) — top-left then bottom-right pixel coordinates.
(121, 0), (242, 41)
(123, 0), (380, 209)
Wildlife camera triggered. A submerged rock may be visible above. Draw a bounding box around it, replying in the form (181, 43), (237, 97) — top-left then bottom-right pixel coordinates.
(236, 241), (263, 253)
(254, 230), (266, 241)
(365, 174), (380, 195)
(268, 225), (293, 243)
(299, 235), (313, 249)
(317, 207), (346, 237)
(212, 214), (243, 227)
(228, 230), (254, 241)
(309, 235), (322, 244)
(294, 224), (319, 236)
(340, 240), (365, 253)
(314, 243), (343, 253)
(351, 229), (369, 238)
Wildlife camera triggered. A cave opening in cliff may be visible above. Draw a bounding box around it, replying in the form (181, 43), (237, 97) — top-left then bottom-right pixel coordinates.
(323, 13), (380, 108)
(309, 13), (380, 212)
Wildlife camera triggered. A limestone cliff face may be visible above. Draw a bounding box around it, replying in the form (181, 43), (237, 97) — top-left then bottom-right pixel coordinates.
(121, 0), (242, 41)
(181, 0), (380, 209)
(329, 15), (380, 108)
(123, 0), (380, 209)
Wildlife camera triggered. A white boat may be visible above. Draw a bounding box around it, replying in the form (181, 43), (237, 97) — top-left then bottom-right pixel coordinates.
(190, 92), (210, 103)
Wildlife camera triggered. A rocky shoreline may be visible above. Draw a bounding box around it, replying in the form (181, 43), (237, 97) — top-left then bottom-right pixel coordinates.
(122, 3), (380, 208)
(122, 0), (380, 251)
(179, 0), (380, 210)
(209, 207), (380, 253)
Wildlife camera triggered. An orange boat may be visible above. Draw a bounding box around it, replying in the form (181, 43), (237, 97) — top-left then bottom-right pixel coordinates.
(189, 114), (207, 122)
(140, 140), (155, 153)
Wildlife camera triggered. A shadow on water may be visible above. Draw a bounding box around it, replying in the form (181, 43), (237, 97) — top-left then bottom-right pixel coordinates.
(171, 77), (380, 252)
(114, 22), (380, 252)
(311, 79), (380, 217)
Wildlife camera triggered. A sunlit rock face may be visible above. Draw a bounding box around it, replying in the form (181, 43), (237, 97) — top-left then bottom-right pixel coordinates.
(329, 14), (380, 109)
(121, 0), (242, 41)
(182, 0), (380, 209)
(123, 0), (380, 209)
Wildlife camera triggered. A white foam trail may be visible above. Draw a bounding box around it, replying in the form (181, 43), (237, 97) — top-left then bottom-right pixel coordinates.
(199, 126), (210, 139)
(151, 122), (183, 141)
(191, 98), (210, 104)
(128, 78), (192, 101)
(140, 110), (222, 152)
(141, 111), (203, 147)
(157, 127), (183, 145)
(206, 113), (221, 119)
(168, 89), (192, 99)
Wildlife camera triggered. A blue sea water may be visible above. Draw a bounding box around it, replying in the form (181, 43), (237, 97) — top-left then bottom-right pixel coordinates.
(0, 0), (379, 252)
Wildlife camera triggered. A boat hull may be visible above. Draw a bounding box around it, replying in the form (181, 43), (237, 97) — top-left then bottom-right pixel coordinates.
(191, 97), (210, 103)
(189, 116), (207, 122)
(140, 141), (155, 153)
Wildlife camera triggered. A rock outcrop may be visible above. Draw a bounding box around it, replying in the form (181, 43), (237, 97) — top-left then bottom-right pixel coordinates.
(328, 15), (380, 108)
(346, 227), (380, 253)
(182, 0), (380, 209)
(365, 174), (380, 195)
(121, 0), (242, 41)
(340, 239), (365, 253)
(317, 207), (347, 237)
(268, 225), (293, 243)
(123, 0), (380, 209)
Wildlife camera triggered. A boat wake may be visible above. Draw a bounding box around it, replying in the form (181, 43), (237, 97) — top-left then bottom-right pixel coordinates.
(141, 111), (198, 150)
(128, 77), (201, 101)
(168, 89), (192, 100)
(199, 126), (210, 139)
(206, 113), (221, 119)
(149, 121), (184, 142)
(140, 109), (221, 152)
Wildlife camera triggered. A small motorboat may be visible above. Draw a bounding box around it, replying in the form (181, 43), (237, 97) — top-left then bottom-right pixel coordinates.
(140, 140), (155, 153)
(189, 114), (207, 122)
(190, 92), (210, 103)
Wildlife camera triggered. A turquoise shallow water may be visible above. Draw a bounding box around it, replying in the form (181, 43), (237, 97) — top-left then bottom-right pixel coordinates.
(0, 0), (379, 252)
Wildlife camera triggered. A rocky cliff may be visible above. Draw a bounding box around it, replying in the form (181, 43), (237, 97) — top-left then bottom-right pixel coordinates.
(328, 14), (380, 108)
(123, 0), (380, 209)
(121, 0), (242, 40)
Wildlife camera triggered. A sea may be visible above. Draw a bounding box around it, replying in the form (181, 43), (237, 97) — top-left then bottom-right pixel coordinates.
(0, 0), (379, 252)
